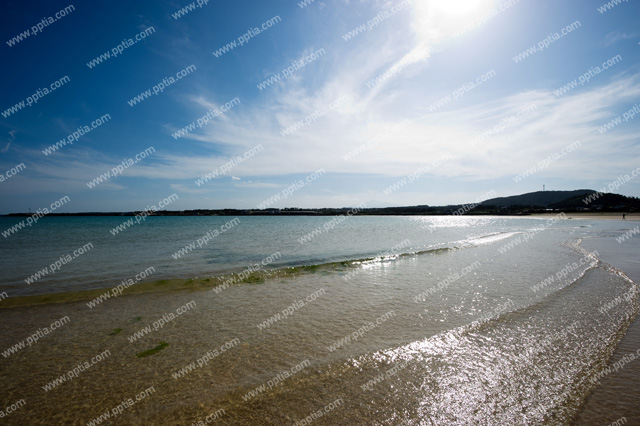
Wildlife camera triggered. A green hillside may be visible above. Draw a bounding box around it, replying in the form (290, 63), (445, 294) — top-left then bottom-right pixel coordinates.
(480, 189), (640, 210)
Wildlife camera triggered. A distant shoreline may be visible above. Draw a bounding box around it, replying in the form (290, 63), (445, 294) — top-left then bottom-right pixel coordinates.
(2, 210), (638, 218)
(528, 212), (639, 221)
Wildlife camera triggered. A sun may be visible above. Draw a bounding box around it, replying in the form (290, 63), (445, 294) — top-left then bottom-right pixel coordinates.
(411, 0), (499, 43)
(430, 0), (491, 17)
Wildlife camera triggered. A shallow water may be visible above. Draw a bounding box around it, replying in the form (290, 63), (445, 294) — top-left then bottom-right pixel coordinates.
(0, 215), (573, 296)
(574, 232), (640, 426)
(0, 216), (638, 424)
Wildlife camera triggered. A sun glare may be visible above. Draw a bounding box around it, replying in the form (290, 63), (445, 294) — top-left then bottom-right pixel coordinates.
(431, 0), (490, 16)
(412, 0), (498, 43)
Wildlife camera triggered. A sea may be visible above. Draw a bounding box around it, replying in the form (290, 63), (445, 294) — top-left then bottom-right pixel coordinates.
(0, 215), (638, 425)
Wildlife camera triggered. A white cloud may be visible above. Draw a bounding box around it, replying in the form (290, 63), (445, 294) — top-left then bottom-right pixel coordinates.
(15, 73), (640, 194)
(603, 31), (638, 47)
(234, 181), (281, 188)
(1, 130), (16, 153)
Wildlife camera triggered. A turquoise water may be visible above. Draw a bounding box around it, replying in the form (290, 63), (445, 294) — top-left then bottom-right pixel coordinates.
(0, 215), (638, 424)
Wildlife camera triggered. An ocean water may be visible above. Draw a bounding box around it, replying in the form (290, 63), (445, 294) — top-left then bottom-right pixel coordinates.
(0, 215), (638, 425)
(0, 215), (585, 296)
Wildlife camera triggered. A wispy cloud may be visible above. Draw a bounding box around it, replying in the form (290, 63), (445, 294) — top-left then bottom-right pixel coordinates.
(13, 70), (640, 195)
(603, 31), (638, 47)
(169, 66), (640, 185)
(234, 180), (281, 188)
(1, 130), (16, 153)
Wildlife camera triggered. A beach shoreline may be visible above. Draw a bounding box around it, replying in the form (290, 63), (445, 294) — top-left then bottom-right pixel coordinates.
(1, 214), (636, 309)
(528, 212), (639, 220)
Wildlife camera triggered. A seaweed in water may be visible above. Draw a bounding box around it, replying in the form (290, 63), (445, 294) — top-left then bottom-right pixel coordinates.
(136, 341), (169, 357)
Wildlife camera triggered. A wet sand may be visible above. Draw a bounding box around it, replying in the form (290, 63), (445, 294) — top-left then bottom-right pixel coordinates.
(573, 238), (640, 425)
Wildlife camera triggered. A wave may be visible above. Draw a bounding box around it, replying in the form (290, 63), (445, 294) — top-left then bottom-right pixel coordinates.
(333, 239), (640, 424)
(218, 250), (639, 425)
(283, 230), (524, 270)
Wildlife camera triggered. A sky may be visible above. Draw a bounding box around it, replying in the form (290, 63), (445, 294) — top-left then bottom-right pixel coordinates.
(0, 0), (639, 213)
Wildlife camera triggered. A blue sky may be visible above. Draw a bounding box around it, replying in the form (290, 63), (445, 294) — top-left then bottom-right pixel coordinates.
(0, 0), (639, 213)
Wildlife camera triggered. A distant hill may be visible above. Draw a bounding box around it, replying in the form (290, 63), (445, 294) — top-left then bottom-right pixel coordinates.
(481, 189), (640, 210)
(4, 190), (639, 217)
(549, 192), (640, 209)
(481, 190), (596, 207)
